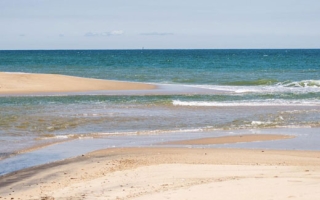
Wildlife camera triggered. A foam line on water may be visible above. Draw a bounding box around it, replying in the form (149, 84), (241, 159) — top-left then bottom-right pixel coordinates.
(172, 99), (320, 107)
(185, 80), (320, 94)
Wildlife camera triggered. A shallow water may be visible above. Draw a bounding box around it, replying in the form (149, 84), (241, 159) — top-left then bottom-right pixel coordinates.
(1, 92), (319, 157)
(1, 127), (320, 176)
(0, 49), (319, 174)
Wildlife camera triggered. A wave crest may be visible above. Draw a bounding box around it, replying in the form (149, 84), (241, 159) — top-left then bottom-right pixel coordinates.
(223, 79), (320, 88)
(278, 80), (320, 88)
(187, 79), (320, 94)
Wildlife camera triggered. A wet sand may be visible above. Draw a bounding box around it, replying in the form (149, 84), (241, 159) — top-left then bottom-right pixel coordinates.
(163, 134), (295, 145)
(0, 72), (155, 94)
(1, 134), (320, 200)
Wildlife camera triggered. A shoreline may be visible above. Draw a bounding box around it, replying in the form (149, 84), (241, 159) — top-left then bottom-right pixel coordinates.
(0, 133), (296, 173)
(0, 138), (73, 161)
(1, 147), (320, 200)
(2, 127), (320, 176)
(1, 133), (293, 160)
(0, 72), (156, 94)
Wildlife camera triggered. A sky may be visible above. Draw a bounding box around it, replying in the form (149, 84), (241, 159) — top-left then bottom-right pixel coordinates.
(0, 0), (320, 49)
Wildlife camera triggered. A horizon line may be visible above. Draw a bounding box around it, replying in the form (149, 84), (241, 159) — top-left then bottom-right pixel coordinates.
(1, 48), (320, 51)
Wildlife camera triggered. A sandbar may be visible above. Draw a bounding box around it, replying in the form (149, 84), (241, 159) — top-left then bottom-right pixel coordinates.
(163, 134), (294, 145)
(0, 72), (155, 94)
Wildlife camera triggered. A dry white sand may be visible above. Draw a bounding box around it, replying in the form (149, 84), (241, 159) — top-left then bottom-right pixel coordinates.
(1, 145), (320, 200)
(0, 72), (155, 94)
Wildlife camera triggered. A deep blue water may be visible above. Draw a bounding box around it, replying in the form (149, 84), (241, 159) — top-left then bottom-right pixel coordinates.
(1, 49), (319, 84)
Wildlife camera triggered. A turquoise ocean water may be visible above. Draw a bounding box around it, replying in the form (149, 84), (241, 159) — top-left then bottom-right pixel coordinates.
(0, 49), (320, 161)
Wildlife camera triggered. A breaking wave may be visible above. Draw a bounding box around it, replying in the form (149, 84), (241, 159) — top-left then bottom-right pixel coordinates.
(172, 99), (320, 107)
(187, 80), (320, 94)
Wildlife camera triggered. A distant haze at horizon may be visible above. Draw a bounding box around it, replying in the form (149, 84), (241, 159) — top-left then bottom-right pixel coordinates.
(1, 0), (319, 50)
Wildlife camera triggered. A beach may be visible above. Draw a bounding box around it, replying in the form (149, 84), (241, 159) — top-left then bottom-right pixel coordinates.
(1, 132), (320, 199)
(1, 0), (320, 196)
(1, 143), (320, 200)
(0, 50), (319, 199)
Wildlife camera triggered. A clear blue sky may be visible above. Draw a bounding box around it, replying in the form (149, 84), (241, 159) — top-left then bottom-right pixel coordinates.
(1, 0), (319, 49)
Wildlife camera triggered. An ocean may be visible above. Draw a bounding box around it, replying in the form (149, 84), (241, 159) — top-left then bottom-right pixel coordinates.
(0, 49), (320, 173)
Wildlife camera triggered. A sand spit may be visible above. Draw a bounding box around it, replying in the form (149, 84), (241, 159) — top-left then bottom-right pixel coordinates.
(0, 72), (155, 94)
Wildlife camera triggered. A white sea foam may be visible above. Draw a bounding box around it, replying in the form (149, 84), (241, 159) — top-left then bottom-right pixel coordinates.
(88, 128), (211, 138)
(251, 121), (273, 126)
(55, 135), (70, 139)
(187, 80), (320, 94)
(278, 80), (320, 88)
(172, 99), (320, 107)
